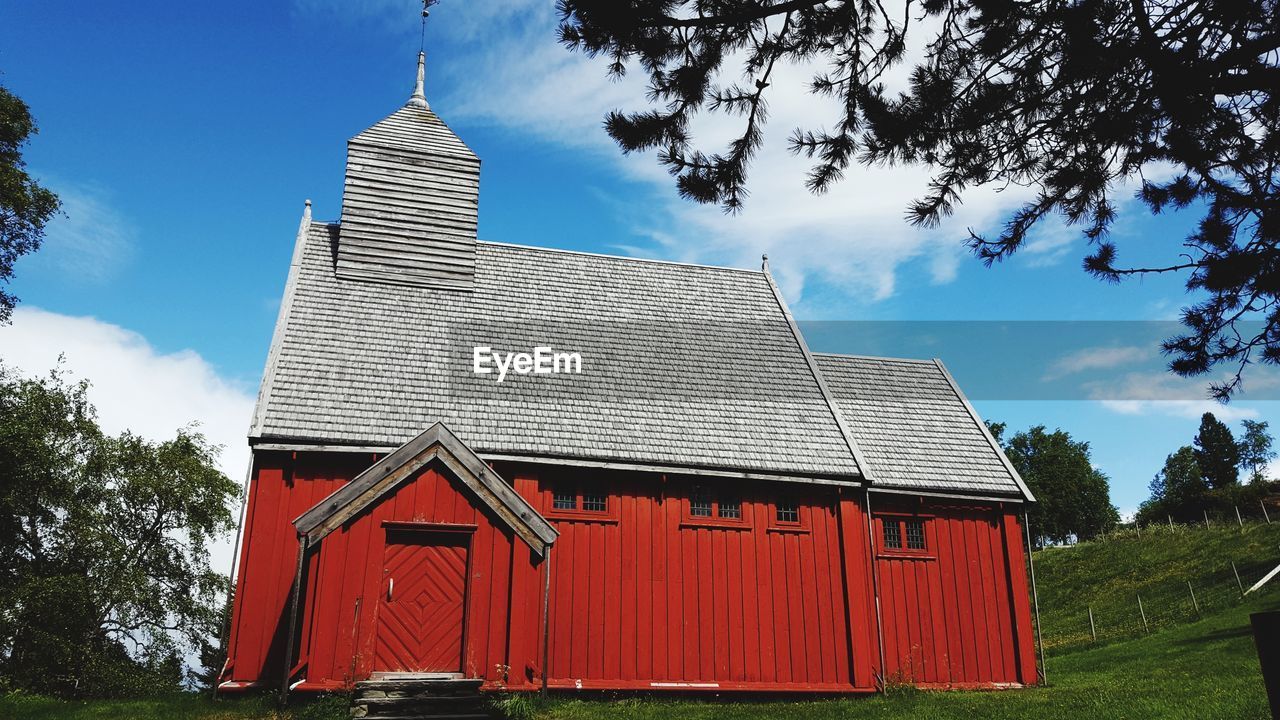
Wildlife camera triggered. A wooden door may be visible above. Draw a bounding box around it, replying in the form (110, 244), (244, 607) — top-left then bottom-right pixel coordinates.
(374, 530), (469, 673)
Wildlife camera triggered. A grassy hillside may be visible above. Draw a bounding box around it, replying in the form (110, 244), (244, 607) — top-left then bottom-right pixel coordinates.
(0, 692), (348, 720)
(1032, 521), (1280, 650)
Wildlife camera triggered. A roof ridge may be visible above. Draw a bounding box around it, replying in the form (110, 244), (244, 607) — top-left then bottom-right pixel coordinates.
(304, 226), (765, 276)
(812, 351), (938, 364)
(478, 239), (764, 275)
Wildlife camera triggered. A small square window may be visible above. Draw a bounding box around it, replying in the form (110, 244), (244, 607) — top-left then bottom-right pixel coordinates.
(718, 496), (741, 520)
(552, 490), (577, 511)
(905, 519), (926, 550)
(776, 500), (799, 524)
(690, 488), (713, 517)
(582, 493), (607, 512)
(882, 519), (902, 549)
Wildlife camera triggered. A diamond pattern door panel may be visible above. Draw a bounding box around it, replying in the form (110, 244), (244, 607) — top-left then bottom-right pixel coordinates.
(374, 531), (468, 673)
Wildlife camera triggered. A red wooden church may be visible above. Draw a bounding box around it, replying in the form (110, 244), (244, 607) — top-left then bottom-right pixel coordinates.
(219, 53), (1041, 696)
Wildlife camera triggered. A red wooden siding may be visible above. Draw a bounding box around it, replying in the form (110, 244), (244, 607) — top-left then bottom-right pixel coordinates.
(223, 452), (542, 690)
(871, 499), (1037, 687)
(525, 473), (874, 691)
(223, 452), (1037, 694)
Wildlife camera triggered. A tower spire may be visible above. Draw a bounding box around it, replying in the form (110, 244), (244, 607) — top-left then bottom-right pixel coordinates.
(408, 52), (429, 109)
(408, 0), (434, 110)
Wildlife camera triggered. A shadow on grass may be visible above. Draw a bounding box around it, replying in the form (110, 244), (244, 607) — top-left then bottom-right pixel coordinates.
(1174, 624), (1255, 646)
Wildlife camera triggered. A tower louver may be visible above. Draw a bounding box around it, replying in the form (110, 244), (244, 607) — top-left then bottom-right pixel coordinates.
(336, 53), (480, 289)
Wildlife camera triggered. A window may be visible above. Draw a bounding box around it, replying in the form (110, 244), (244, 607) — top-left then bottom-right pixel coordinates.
(681, 488), (747, 527)
(552, 489), (577, 511)
(582, 492), (607, 512)
(880, 516), (929, 554)
(547, 482), (612, 519)
(718, 496), (741, 520)
(690, 488), (713, 517)
(905, 519), (926, 550)
(882, 518), (902, 549)
(776, 500), (799, 524)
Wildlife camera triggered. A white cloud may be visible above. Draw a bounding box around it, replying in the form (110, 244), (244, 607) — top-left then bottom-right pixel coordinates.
(418, 1), (1040, 303)
(1044, 345), (1149, 381)
(1085, 370), (1264, 421)
(0, 307), (256, 579)
(22, 182), (136, 282)
(295, 1), (1157, 306)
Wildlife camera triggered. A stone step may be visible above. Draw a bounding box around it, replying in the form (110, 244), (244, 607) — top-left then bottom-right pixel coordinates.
(359, 713), (494, 720)
(352, 698), (489, 716)
(355, 677), (484, 693)
(349, 677), (495, 720)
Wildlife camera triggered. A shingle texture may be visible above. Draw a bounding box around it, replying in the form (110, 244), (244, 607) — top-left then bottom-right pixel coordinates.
(338, 106), (480, 289)
(814, 354), (1026, 496)
(252, 222), (863, 479)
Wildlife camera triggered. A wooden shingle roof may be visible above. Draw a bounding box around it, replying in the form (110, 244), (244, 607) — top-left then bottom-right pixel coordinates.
(814, 353), (1032, 498)
(251, 217), (865, 481)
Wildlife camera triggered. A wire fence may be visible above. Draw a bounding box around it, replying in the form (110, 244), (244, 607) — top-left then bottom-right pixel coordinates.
(1036, 517), (1280, 654)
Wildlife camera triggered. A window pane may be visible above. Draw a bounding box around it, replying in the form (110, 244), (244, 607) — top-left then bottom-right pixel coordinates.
(690, 488), (713, 517)
(776, 500), (799, 524)
(718, 496), (741, 519)
(582, 493), (607, 512)
(552, 489), (577, 511)
(905, 519), (926, 550)
(883, 519), (902, 549)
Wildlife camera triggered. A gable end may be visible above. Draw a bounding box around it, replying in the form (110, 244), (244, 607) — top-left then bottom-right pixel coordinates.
(293, 422), (557, 553)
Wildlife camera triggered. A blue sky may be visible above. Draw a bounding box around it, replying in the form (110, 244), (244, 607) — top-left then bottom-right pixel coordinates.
(2, 0), (1277, 525)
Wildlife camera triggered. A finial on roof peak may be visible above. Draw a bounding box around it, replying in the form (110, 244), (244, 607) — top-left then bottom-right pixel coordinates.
(303, 199), (312, 221)
(761, 253), (770, 272)
(407, 51), (429, 110)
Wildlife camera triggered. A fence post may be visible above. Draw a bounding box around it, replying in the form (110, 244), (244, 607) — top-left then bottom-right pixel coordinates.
(1236, 505), (1244, 528)
(1264, 501), (1272, 524)
(1204, 509), (1211, 529)
(1138, 594), (1149, 634)
(1136, 523), (1141, 538)
(1089, 606), (1097, 642)
(1233, 561), (1245, 597)
(1188, 580), (1201, 618)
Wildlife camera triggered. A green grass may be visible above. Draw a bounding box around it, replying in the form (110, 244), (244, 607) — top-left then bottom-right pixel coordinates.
(1033, 521), (1280, 650)
(0, 692), (349, 720)
(524, 598), (1277, 720)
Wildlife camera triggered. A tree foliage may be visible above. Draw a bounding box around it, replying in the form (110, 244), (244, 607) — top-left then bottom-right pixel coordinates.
(559, 0), (1280, 398)
(0, 84), (60, 324)
(1192, 411), (1240, 489)
(1238, 418), (1275, 483)
(0, 360), (239, 697)
(1139, 445), (1209, 523)
(999, 424), (1119, 544)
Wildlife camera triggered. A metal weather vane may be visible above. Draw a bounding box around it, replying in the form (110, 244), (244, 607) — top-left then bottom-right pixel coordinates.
(420, 0), (439, 52)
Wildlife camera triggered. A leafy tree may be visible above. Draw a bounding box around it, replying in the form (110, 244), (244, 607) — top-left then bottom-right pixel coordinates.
(0, 360), (239, 697)
(1139, 445), (1209, 523)
(560, 1), (1280, 398)
(0, 84), (60, 323)
(1238, 419), (1275, 484)
(1192, 411), (1240, 489)
(1000, 425), (1119, 544)
(985, 420), (1006, 445)
(190, 589), (233, 691)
